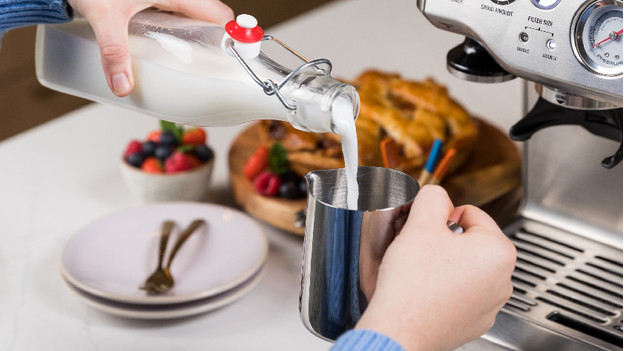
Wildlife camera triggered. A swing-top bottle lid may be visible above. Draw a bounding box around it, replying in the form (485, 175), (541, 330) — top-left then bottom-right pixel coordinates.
(225, 14), (264, 43)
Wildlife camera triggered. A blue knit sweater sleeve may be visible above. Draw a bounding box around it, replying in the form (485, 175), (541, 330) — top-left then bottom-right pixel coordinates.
(0, 0), (72, 34)
(331, 329), (405, 351)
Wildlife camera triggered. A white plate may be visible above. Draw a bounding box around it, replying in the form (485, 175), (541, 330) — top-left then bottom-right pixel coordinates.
(63, 266), (264, 319)
(61, 202), (268, 305)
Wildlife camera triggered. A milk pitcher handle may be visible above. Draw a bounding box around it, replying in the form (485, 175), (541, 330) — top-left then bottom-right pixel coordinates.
(224, 35), (333, 111)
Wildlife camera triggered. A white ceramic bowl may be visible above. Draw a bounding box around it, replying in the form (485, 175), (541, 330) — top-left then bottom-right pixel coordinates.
(120, 156), (214, 203)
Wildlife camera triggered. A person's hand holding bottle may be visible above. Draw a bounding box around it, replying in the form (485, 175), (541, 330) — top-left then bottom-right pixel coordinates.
(355, 185), (517, 350)
(66, 0), (234, 97)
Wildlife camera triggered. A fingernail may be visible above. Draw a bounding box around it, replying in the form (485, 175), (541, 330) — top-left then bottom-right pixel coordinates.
(111, 73), (131, 95)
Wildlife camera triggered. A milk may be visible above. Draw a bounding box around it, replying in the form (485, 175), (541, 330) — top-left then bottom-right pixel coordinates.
(36, 19), (290, 126)
(35, 12), (362, 209)
(332, 98), (359, 210)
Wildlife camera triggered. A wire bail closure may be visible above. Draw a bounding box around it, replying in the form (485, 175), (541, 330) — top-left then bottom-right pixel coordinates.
(227, 35), (333, 111)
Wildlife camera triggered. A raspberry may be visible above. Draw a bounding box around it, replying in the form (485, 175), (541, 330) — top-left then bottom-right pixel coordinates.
(253, 170), (282, 197)
(124, 140), (143, 159)
(164, 151), (194, 173)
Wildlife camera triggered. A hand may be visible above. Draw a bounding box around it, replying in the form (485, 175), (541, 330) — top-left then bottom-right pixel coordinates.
(355, 185), (516, 351)
(66, 0), (234, 97)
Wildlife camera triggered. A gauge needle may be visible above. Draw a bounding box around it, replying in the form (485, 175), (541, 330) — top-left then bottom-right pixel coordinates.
(593, 29), (623, 48)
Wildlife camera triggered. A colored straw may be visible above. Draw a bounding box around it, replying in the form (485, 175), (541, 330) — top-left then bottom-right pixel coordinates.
(429, 148), (457, 185)
(418, 139), (443, 185)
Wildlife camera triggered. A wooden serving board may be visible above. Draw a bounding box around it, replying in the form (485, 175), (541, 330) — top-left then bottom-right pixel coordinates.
(229, 120), (522, 235)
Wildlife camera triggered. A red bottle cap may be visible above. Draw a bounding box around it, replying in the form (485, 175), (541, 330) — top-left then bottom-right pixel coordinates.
(225, 14), (264, 43)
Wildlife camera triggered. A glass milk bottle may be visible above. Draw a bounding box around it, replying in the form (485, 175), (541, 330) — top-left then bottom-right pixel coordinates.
(34, 10), (359, 133)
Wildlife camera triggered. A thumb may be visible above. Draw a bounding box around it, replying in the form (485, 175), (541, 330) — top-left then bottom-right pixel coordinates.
(403, 185), (455, 233)
(87, 10), (136, 97)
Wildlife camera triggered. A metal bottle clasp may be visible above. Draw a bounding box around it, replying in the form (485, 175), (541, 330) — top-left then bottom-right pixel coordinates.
(227, 36), (333, 111)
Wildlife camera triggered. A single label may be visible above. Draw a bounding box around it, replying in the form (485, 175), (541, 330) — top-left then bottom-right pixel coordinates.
(517, 46), (530, 54)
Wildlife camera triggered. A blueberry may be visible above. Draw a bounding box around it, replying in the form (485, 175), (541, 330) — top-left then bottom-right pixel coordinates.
(160, 131), (178, 147)
(126, 152), (145, 168)
(195, 144), (214, 162)
(141, 141), (157, 157)
(298, 179), (307, 197)
(154, 145), (174, 161)
(279, 181), (300, 199)
(282, 169), (301, 183)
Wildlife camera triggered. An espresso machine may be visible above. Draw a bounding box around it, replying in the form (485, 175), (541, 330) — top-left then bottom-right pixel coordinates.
(417, 0), (623, 349)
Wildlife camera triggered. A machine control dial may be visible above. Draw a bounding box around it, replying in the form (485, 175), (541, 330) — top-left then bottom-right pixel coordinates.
(573, 0), (623, 76)
(490, 0), (515, 4)
(531, 0), (562, 10)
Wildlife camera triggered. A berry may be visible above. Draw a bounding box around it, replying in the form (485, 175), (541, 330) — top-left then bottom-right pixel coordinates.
(164, 151), (193, 173)
(127, 152), (145, 168)
(244, 146), (269, 181)
(282, 169), (302, 183)
(141, 157), (164, 173)
(278, 181), (300, 199)
(253, 170), (281, 197)
(195, 144), (214, 162)
(182, 128), (207, 146)
(146, 130), (161, 143)
(160, 130), (178, 147)
(142, 141), (157, 157)
(298, 179), (307, 197)
(185, 154), (202, 168)
(154, 145), (174, 161)
(124, 140), (142, 159)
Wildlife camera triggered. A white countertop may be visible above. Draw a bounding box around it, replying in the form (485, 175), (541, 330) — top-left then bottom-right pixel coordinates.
(0, 0), (525, 350)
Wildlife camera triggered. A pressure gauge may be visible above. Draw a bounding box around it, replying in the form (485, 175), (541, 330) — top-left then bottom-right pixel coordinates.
(572, 0), (623, 76)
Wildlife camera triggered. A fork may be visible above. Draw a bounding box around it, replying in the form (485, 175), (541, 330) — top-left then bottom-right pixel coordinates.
(140, 219), (206, 294)
(140, 220), (175, 294)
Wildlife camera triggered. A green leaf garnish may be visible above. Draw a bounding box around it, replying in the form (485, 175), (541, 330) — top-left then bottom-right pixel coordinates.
(269, 142), (288, 175)
(160, 120), (185, 143)
(176, 144), (195, 153)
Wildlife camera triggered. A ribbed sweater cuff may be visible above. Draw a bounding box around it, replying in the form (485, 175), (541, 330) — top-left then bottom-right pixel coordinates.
(0, 0), (72, 34)
(331, 329), (406, 351)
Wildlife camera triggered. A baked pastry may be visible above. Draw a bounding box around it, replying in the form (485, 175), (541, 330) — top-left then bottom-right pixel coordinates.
(259, 70), (478, 178)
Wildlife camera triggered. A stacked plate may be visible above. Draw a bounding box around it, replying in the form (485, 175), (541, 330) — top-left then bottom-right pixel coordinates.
(60, 202), (268, 319)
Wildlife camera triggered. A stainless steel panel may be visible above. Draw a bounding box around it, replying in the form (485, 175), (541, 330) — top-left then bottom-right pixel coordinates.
(417, 0), (622, 105)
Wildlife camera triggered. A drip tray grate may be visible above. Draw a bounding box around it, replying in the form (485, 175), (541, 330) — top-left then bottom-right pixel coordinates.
(495, 219), (623, 350)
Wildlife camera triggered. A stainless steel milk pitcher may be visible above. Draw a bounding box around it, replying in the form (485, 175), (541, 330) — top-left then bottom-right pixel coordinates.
(299, 166), (420, 341)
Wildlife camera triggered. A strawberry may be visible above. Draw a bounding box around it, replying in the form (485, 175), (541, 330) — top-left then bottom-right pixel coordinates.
(164, 151), (194, 173)
(124, 140), (143, 159)
(253, 170), (282, 196)
(182, 128), (207, 146)
(141, 157), (164, 173)
(146, 130), (161, 143)
(185, 154), (202, 168)
(243, 146), (269, 181)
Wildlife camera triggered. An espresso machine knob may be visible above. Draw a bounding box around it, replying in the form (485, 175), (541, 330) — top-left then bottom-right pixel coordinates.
(446, 37), (516, 83)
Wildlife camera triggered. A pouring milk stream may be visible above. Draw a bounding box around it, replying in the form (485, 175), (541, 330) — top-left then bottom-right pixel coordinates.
(36, 11), (360, 209)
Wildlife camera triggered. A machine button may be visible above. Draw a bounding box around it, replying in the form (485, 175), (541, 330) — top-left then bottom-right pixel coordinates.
(531, 0), (561, 10)
(519, 32), (530, 42)
(546, 39), (557, 50)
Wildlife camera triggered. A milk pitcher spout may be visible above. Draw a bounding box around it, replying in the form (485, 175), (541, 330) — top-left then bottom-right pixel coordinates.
(299, 167), (420, 341)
